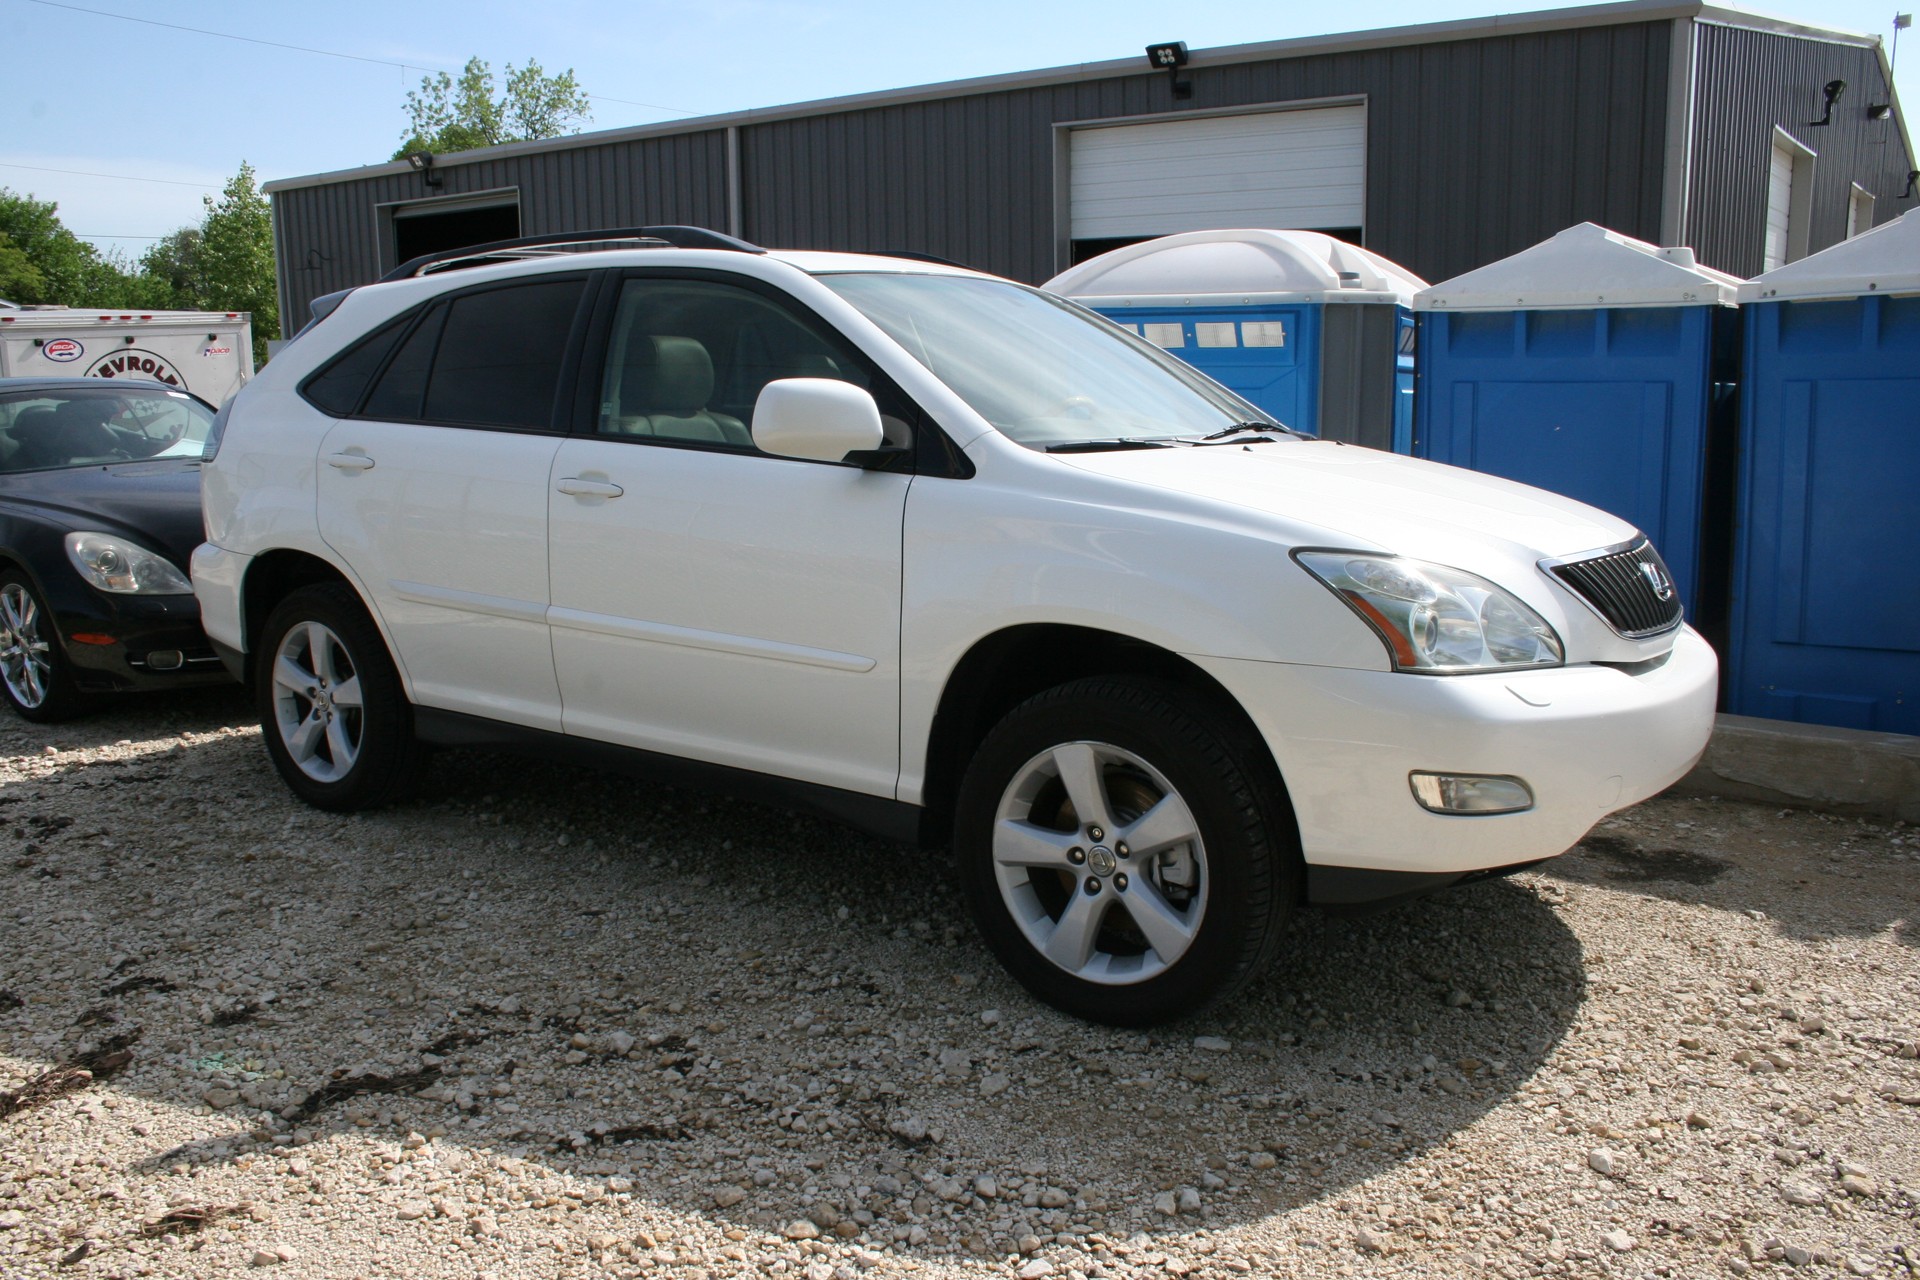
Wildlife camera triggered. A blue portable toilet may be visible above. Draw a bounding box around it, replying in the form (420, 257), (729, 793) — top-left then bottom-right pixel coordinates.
(1727, 208), (1920, 735)
(1043, 230), (1427, 450)
(1413, 223), (1742, 626)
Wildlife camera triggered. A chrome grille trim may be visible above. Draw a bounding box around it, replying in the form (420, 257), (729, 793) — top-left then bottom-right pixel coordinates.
(1541, 539), (1685, 639)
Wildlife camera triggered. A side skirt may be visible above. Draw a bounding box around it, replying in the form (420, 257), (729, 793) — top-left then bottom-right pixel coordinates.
(411, 707), (931, 848)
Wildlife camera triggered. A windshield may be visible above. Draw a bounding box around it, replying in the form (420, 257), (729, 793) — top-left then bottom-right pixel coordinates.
(818, 273), (1282, 448)
(0, 386), (215, 474)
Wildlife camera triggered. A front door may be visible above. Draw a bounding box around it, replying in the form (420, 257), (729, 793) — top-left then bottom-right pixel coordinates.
(547, 274), (909, 796)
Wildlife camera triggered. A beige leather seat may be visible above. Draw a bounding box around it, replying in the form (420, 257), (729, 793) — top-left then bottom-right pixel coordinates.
(606, 336), (750, 446)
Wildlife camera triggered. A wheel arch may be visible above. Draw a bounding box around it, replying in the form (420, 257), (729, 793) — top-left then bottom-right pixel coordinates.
(235, 550), (357, 684)
(919, 624), (1295, 859)
(0, 550), (52, 600)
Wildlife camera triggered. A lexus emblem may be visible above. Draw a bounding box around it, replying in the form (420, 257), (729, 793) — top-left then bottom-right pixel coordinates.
(1640, 560), (1675, 601)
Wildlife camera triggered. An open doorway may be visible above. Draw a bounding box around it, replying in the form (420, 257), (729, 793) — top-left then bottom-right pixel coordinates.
(388, 194), (521, 269)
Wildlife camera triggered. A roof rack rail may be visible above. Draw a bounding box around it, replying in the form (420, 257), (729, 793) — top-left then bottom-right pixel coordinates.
(379, 225), (765, 283)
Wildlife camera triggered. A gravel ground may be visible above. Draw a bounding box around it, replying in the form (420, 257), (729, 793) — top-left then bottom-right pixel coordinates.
(1, 688), (1916, 1280)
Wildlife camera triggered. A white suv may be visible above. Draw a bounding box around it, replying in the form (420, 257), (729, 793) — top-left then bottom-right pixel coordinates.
(194, 227), (1717, 1025)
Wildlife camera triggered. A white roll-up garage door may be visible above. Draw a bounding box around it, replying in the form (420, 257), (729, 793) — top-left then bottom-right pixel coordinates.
(1068, 104), (1367, 242)
(1764, 143), (1793, 270)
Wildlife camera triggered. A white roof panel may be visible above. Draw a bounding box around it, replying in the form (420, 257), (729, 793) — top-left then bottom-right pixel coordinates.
(1738, 207), (1920, 303)
(1042, 229), (1427, 306)
(1413, 222), (1741, 311)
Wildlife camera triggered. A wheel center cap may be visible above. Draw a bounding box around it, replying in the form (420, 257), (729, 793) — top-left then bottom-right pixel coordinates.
(1088, 846), (1118, 877)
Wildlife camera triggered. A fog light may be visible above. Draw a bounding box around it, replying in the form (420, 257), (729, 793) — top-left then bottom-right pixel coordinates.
(1409, 772), (1534, 815)
(145, 650), (185, 671)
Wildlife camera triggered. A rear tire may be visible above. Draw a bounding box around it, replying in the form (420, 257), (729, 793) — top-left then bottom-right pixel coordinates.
(0, 573), (94, 723)
(255, 583), (425, 810)
(955, 677), (1296, 1026)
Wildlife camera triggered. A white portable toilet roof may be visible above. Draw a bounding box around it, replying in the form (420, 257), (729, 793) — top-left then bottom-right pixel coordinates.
(1042, 229), (1427, 306)
(1738, 207), (1920, 303)
(1413, 222), (1741, 311)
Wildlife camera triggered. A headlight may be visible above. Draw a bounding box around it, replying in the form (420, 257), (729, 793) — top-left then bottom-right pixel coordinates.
(64, 532), (192, 595)
(1296, 550), (1563, 674)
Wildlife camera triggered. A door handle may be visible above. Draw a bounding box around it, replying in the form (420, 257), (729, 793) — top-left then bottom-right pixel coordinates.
(556, 477), (624, 499)
(325, 452), (375, 472)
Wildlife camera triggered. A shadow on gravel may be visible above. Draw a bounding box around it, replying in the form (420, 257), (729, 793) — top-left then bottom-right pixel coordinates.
(1550, 799), (1918, 950)
(3, 723), (1589, 1257)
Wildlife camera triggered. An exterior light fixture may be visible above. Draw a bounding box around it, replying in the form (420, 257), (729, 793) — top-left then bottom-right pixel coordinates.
(406, 151), (442, 188)
(1868, 103), (1893, 120)
(1145, 41), (1193, 99)
(1904, 169), (1919, 199)
(1810, 78), (1846, 126)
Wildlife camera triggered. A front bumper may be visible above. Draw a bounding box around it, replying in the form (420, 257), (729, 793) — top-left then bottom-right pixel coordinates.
(1193, 626), (1718, 886)
(53, 590), (229, 694)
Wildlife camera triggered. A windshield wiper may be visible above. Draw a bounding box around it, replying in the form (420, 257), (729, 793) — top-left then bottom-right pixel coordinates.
(1041, 438), (1181, 453)
(1192, 422), (1302, 443)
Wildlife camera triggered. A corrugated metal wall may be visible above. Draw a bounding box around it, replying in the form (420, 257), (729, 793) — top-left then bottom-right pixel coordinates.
(272, 23), (1675, 329)
(275, 132), (728, 329)
(738, 22), (1672, 286)
(1686, 24), (1916, 278)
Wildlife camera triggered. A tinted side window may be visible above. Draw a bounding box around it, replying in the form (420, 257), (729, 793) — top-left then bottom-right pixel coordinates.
(362, 303), (445, 422)
(302, 314), (410, 417)
(597, 279), (869, 449)
(422, 279), (585, 430)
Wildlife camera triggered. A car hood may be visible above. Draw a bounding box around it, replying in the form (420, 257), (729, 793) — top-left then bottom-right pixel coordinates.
(0, 459), (205, 569)
(1054, 439), (1638, 563)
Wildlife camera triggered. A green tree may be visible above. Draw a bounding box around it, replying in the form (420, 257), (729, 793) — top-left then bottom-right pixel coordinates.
(194, 163), (279, 354)
(0, 188), (138, 306)
(128, 165), (279, 362)
(394, 56), (591, 158)
(132, 227), (205, 310)
(0, 230), (46, 302)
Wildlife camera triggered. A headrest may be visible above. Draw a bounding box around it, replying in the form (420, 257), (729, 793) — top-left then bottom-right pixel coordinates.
(6, 406), (57, 439)
(625, 336), (714, 414)
(49, 398), (116, 430)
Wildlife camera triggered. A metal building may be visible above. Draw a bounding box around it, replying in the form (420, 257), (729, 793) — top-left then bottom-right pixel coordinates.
(264, 0), (1915, 336)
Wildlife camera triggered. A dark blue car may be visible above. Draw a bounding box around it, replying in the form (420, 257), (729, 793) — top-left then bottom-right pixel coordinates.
(0, 377), (231, 721)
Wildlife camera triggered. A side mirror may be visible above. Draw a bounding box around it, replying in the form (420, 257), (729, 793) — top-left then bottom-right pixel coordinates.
(751, 378), (884, 462)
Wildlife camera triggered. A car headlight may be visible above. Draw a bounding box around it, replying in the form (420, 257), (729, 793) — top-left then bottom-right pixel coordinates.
(64, 532), (192, 595)
(1295, 550), (1563, 674)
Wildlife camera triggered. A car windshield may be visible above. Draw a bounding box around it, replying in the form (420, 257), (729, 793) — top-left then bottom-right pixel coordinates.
(817, 273), (1283, 449)
(0, 386), (215, 473)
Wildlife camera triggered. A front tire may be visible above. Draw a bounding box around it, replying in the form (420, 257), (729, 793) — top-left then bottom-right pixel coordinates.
(256, 583), (424, 810)
(0, 573), (93, 723)
(955, 677), (1296, 1026)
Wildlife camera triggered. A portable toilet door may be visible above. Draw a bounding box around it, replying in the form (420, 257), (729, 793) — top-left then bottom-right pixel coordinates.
(1412, 223), (1742, 630)
(1728, 208), (1920, 734)
(1043, 229), (1426, 448)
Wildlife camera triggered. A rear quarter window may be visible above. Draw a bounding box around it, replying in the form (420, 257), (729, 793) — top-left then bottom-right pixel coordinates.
(300, 314), (411, 417)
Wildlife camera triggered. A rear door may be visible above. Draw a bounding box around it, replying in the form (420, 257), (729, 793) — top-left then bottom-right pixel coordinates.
(316, 274), (590, 731)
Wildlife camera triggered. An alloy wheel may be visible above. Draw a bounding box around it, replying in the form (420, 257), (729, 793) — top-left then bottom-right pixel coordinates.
(269, 620), (365, 783)
(0, 583), (53, 710)
(991, 739), (1209, 985)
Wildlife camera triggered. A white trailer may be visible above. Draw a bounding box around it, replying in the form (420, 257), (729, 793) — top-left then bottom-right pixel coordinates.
(0, 305), (254, 406)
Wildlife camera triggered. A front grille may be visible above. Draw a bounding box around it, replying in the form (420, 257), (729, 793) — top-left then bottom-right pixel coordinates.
(1547, 540), (1684, 638)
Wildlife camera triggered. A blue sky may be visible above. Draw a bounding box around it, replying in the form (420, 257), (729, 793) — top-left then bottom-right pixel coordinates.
(3, 0), (1916, 264)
